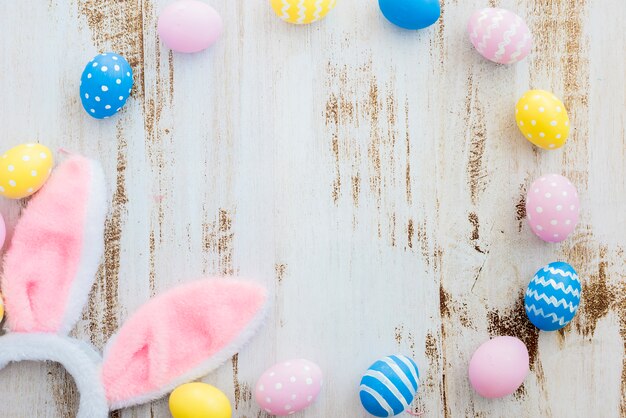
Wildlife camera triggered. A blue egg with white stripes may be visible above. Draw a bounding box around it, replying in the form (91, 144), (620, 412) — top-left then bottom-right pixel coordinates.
(525, 261), (582, 331)
(80, 53), (133, 119)
(359, 355), (420, 417)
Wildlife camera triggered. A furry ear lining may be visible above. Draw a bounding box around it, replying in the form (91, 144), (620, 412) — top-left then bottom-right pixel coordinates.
(101, 279), (268, 410)
(1, 156), (107, 334)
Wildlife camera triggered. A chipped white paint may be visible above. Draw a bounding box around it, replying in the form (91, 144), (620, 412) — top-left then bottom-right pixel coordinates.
(0, 0), (625, 417)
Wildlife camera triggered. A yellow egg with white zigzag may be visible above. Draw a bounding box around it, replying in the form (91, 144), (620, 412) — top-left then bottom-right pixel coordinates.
(270, 0), (337, 24)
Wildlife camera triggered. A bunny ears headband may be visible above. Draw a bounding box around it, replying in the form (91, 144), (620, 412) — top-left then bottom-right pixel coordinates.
(0, 156), (269, 417)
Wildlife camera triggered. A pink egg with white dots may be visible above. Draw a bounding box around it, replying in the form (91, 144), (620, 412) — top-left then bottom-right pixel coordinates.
(526, 174), (580, 243)
(255, 359), (322, 416)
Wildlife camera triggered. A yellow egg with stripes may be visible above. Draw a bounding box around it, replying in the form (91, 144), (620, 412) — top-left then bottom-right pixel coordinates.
(270, 0), (337, 24)
(0, 144), (54, 199)
(515, 90), (570, 150)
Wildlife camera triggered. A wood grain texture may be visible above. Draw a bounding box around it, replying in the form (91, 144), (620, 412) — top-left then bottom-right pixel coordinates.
(0, 0), (625, 417)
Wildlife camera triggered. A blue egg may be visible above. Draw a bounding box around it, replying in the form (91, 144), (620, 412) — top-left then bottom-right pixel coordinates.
(525, 261), (581, 331)
(359, 355), (419, 417)
(378, 0), (441, 30)
(80, 53), (134, 119)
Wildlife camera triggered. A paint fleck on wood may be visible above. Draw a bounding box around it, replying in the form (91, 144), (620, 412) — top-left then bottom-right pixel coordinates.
(232, 353), (242, 410)
(576, 246), (611, 338)
(468, 212), (484, 254)
(515, 184), (527, 233)
(275, 263), (287, 285)
(148, 230), (156, 295)
(487, 292), (540, 368)
(48, 364), (78, 417)
(466, 96), (487, 205)
(439, 285), (474, 330)
(324, 61), (404, 241)
(420, 330), (442, 415)
(232, 353), (255, 412)
(88, 132), (126, 347)
(202, 208), (236, 276)
(78, 0), (146, 98)
(351, 174), (361, 208)
(394, 325), (404, 345)
(404, 100), (412, 206)
(366, 79), (383, 213)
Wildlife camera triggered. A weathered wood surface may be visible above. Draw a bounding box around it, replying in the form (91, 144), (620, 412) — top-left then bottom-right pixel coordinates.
(0, 0), (624, 416)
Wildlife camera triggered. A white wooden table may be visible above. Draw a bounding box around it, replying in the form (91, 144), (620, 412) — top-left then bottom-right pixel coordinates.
(1, 0), (624, 417)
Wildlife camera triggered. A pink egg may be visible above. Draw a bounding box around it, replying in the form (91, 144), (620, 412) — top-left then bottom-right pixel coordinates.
(255, 359), (322, 416)
(157, 0), (223, 53)
(467, 8), (532, 64)
(0, 213), (5, 250)
(469, 336), (529, 399)
(526, 174), (580, 243)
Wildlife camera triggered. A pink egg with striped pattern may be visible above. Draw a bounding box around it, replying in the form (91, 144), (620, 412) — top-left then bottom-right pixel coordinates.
(467, 8), (532, 65)
(255, 359), (323, 416)
(526, 174), (580, 243)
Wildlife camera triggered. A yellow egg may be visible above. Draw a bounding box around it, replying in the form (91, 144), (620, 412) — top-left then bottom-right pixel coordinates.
(0, 144), (54, 199)
(515, 90), (570, 150)
(169, 383), (232, 418)
(0, 295), (4, 322)
(270, 0), (337, 24)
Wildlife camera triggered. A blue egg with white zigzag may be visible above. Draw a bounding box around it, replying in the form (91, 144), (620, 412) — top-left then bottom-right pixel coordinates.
(359, 355), (419, 417)
(525, 261), (581, 331)
(80, 53), (133, 119)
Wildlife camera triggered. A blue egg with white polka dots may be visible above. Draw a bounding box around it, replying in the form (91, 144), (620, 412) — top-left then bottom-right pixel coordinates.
(80, 53), (133, 119)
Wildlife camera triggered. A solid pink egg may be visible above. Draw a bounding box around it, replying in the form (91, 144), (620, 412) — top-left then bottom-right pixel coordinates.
(0, 213), (5, 250)
(157, 0), (223, 53)
(526, 174), (580, 243)
(255, 359), (322, 416)
(469, 336), (529, 399)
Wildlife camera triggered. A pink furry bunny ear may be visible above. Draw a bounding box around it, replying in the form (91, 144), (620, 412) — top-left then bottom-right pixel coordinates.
(1, 156), (106, 334)
(101, 279), (268, 410)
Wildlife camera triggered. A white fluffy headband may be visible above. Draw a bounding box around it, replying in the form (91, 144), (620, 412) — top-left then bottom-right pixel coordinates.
(0, 156), (268, 417)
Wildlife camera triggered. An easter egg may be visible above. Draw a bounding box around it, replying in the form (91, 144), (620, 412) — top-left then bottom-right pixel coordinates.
(515, 90), (570, 149)
(270, 0), (337, 24)
(526, 174), (579, 242)
(80, 53), (134, 119)
(0, 144), (54, 199)
(359, 355), (419, 417)
(169, 383), (232, 418)
(525, 261), (581, 331)
(0, 212), (5, 250)
(468, 336), (529, 399)
(379, 0), (440, 30)
(158, 1), (223, 53)
(255, 359), (322, 416)
(467, 8), (532, 64)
